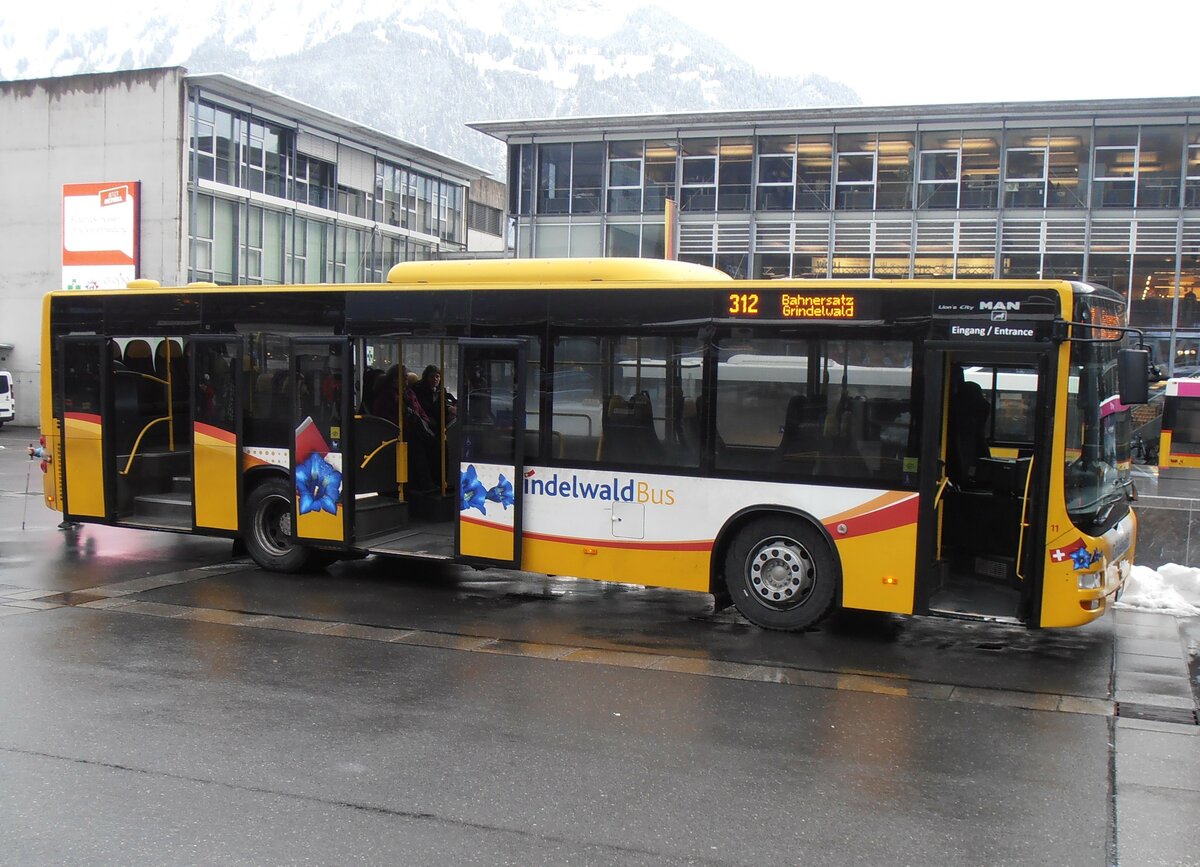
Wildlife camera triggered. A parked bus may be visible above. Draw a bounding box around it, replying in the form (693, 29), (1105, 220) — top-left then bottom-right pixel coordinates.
(38, 259), (1148, 629)
(1157, 376), (1200, 496)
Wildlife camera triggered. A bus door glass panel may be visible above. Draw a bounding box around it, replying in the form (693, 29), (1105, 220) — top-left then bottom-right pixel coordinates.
(457, 340), (526, 566)
(59, 336), (110, 520)
(355, 338), (403, 496)
(191, 336), (242, 532)
(291, 338), (351, 545)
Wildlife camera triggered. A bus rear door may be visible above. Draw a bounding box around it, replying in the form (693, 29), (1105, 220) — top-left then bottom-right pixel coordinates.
(57, 336), (111, 521)
(456, 340), (526, 567)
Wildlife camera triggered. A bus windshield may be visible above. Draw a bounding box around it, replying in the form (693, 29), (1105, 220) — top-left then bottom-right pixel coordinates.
(1064, 313), (1132, 533)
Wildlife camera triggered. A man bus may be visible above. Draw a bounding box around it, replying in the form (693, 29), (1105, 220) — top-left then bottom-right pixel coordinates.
(38, 258), (1147, 630)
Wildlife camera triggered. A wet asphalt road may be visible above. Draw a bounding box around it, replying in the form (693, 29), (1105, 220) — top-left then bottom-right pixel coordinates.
(0, 428), (1197, 865)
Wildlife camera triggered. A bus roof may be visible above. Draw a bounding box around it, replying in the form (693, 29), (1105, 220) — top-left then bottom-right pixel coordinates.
(386, 257), (732, 285)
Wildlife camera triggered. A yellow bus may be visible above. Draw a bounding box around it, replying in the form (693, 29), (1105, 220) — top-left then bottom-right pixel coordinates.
(38, 258), (1149, 630)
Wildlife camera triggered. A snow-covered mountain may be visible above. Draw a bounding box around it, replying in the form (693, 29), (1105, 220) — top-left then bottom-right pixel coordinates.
(0, 0), (860, 175)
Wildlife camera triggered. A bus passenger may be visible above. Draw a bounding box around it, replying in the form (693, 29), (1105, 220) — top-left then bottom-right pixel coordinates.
(413, 364), (457, 424)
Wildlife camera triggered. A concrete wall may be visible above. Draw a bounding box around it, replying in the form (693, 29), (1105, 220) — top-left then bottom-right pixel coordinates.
(0, 68), (188, 426)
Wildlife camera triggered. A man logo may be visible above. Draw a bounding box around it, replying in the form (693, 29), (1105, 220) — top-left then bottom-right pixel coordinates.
(980, 300), (1021, 311)
(990, 308), (1008, 322)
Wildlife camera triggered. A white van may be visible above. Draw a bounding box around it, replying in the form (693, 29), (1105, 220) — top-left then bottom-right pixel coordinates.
(0, 371), (13, 427)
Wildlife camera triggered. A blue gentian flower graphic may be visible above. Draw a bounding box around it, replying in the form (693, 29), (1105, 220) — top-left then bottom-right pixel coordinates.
(296, 452), (342, 516)
(460, 464), (488, 515)
(485, 474), (514, 509)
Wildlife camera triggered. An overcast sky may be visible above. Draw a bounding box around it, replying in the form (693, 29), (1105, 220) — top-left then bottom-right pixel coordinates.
(652, 0), (1198, 106)
(4, 0), (1197, 107)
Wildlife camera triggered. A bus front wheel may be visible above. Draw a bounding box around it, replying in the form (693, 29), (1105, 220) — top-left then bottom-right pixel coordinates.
(244, 477), (314, 573)
(724, 516), (838, 631)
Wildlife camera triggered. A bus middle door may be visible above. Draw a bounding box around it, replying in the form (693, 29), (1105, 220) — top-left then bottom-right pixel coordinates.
(290, 337), (352, 549)
(456, 340), (526, 568)
(190, 335), (243, 533)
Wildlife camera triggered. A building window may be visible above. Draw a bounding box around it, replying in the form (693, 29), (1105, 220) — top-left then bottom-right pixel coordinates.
(918, 132), (961, 209)
(680, 139), (718, 212)
(537, 144), (572, 215)
(795, 135), (833, 210)
(242, 205), (264, 284)
(572, 142), (604, 214)
(875, 134), (914, 209)
(644, 140), (677, 214)
(295, 155), (334, 209)
(1136, 126), (1184, 209)
(718, 138), (753, 211)
(190, 102), (216, 182)
(1003, 128), (1089, 208)
(607, 141), (643, 214)
(337, 186), (368, 218)
(835, 133), (876, 210)
(191, 194), (215, 282)
(960, 132), (1001, 208)
(1187, 128), (1200, 208)
(1004, 131), (1046, 207)
(1093, 130), (1138, 208)
(757, 135), (796, 211)
(508, 144), (533, 216)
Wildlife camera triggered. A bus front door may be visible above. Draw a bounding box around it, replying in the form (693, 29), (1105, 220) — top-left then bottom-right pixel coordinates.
(456, 340), (526, 568)
(58, 336), (112, 521)
(190, 336), (243, 533)
(920, 352), (1050, 623)
(290, 338), (352, 548)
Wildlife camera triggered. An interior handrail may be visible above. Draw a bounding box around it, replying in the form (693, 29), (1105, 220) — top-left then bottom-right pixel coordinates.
(1015, 456), (1035, 583)
(360, 437), (400, 470)
(119, 416), (171, 476)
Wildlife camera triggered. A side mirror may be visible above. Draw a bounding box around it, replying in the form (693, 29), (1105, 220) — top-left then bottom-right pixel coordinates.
(1118, 348), (1150, 405)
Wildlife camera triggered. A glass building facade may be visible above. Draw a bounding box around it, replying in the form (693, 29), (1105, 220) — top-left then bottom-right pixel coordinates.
(474, 98), (1200, 373)
(186, 76), (476, 287)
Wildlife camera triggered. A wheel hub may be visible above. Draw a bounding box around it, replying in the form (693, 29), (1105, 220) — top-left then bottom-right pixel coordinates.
(748, 537), (813, 607)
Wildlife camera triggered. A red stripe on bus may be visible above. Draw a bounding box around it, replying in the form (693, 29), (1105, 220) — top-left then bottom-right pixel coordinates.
(460, 516), (714, 552)
(194, 422), (236, 444)
(64, 412), (102, 425)
(824, 494), (919, 540)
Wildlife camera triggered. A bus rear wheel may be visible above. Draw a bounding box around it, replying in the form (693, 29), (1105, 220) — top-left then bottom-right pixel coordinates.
(724, 516), (838, 631)
(244, 476), (314, 573)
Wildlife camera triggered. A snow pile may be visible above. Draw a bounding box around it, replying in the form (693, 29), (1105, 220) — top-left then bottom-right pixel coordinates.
(1116, 564), (1200, 617)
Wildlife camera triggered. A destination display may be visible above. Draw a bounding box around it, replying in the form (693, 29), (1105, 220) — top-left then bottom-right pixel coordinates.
(726, 291), (859, 319)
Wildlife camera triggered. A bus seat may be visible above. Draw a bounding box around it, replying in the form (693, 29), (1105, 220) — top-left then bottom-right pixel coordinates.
(124, 339), (154, 375)
(254, 375), (274, 419)
(601, 391), (662, 464)
(947, 380), (991, 487)
(155, 339), (184, 381)
(109, 339), (124, 367)
(775, 395), (822, 472)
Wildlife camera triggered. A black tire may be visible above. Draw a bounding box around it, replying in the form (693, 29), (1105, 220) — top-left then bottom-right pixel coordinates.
(243, 476), (314, 573)
(723, 515), (839, 631)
